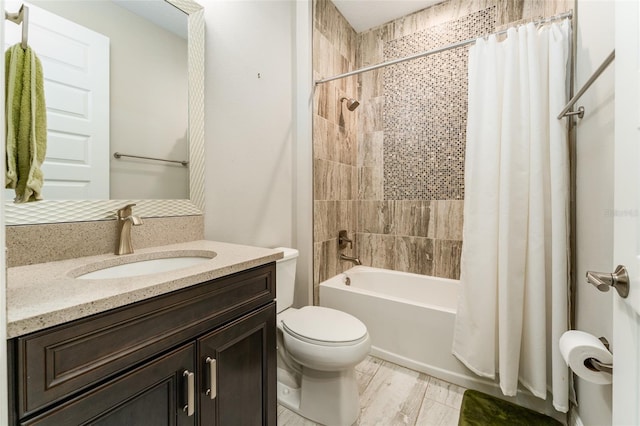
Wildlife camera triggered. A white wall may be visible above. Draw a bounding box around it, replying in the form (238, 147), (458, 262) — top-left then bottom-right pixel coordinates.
(574, 1), (615, 424)
(203, 0), (313, 306)
(203, 1), (294, 246)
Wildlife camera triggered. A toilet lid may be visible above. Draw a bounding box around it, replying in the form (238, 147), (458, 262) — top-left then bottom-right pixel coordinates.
(281, 306), (367, 343)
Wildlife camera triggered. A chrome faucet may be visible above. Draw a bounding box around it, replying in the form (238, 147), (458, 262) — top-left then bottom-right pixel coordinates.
(116, 203), (143, 255)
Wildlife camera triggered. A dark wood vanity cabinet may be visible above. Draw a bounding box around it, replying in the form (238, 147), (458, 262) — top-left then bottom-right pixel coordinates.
(8, 263), (277, 426)
(198, 304), (276, 426)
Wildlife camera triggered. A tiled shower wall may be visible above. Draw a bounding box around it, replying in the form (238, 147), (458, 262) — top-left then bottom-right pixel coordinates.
(355, 6), (495, 280)
(354, 0), (572, 280)
(313, 0), (572, 300)
(313, 0), (358, 302)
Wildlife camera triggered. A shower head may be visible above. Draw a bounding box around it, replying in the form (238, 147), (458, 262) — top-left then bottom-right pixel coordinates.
(340, 97), (360, 111)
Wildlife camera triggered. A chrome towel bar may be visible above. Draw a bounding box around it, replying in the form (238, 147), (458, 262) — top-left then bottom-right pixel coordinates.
(113, 152), (189, 166)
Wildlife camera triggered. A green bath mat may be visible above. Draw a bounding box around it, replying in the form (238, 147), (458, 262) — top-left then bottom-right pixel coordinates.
(458, 390), (562, 426)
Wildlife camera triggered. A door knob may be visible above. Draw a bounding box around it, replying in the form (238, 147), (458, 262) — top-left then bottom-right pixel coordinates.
(586, 265), (629, 298)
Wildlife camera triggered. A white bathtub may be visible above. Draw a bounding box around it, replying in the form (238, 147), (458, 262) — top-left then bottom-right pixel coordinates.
(319, 266), (562, 418)
(319, 266), (491, 390)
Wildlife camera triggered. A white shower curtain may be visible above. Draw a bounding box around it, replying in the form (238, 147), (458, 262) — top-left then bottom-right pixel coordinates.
(452, 20), (571, 412)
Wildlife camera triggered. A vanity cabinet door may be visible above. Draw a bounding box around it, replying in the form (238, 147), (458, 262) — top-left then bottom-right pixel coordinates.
(198, 302), (276, 426)
(20, 344), (196, 426)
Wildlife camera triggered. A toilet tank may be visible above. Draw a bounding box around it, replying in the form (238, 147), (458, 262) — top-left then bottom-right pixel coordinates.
(274, 247), (298, 313)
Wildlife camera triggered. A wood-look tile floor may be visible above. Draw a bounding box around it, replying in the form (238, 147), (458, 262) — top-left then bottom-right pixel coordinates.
(277, 356), (466, 426)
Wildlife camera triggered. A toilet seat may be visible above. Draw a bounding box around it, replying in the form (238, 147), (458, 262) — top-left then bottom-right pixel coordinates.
(281, 306), (368, 346)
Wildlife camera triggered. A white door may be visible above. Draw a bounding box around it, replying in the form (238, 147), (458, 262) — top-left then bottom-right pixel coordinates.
(612, 1), (640, 424)
(4, 0), (109, 200)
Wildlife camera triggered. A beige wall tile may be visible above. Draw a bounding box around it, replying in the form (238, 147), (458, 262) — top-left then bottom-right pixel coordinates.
(357, 233), (396, 269)
(313, 241), (321, 293)
(336, 127), (356, 166)
(313, 32), (333, 78)
(313, 0), (358, 290)
(336, 200), (357, 235)
(314, 79), (332, 121)
(395, 200), (432, 238)
(313, 158), (328, 200)
(315, 159), (350, 201)
(318, 238), (338, 284)
(351, 166), (359, 201)
(428, 202), (436, 239)
(434, 200), (464, 240)
(359, 96), (384, 134)
(395, 236), (434, 275)
(358, 132), (383, 168)
(340, 164), (356, 200)
(313, 200), (336, 241)
(313, 200), (356, 242)
(433, 240), (463, 279)
(313, 115), (330, 162)
(357, 30), (384, 68)
(359, 68), (384, 102)
(358, 200), (395, 234)
(358, 166), (383, 200)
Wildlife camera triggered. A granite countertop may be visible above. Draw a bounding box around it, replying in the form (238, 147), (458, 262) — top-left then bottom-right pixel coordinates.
(7, 240), (283, 338)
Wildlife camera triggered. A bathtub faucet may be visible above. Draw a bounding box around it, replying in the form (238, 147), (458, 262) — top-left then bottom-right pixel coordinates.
(338, 230), (353, 249)
(340, 253), (361, 266)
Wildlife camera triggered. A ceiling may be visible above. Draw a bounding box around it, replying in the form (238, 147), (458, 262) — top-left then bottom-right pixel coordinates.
(333, 0), (444, 33)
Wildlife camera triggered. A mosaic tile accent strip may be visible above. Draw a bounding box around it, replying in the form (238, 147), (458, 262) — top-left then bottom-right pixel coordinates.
(382, 7), (496, 200)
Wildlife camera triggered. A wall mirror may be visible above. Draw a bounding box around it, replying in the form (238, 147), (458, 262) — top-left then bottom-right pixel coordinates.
(4, 0), (204, 225)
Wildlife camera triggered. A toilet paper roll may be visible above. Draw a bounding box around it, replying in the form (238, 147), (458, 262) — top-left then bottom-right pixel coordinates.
(559, 330), (612, 385)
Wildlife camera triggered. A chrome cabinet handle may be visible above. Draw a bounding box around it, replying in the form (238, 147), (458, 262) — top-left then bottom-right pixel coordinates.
(205, 357), (217, 400)
(586, 265), (630, 298)
(183, 370), (195, 416)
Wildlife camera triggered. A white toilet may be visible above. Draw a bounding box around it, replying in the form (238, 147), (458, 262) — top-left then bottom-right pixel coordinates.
(275, 247), (371, 426)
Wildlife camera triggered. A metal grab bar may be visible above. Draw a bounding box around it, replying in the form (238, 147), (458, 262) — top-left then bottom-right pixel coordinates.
(5, 4), (29, 49)
(558, 50), (615, 119)
(113, 152), (189, 166)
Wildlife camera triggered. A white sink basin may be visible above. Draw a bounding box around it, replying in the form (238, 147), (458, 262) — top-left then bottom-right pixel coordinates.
(73, 250), (217, 280)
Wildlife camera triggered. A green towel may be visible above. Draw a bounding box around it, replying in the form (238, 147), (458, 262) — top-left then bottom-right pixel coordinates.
(5, 43), (47, 203)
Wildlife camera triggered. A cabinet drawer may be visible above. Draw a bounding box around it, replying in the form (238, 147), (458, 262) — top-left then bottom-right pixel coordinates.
(15, 263), (275, 418)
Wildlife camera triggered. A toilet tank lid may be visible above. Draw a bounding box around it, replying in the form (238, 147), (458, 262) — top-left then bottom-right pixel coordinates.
(274, 247), (299, 261)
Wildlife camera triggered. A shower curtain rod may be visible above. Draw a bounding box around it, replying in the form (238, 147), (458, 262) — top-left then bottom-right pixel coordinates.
(314, 10), (573, 85)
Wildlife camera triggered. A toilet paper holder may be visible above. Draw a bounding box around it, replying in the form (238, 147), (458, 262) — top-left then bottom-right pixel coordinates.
(584, 337), (613, 375)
